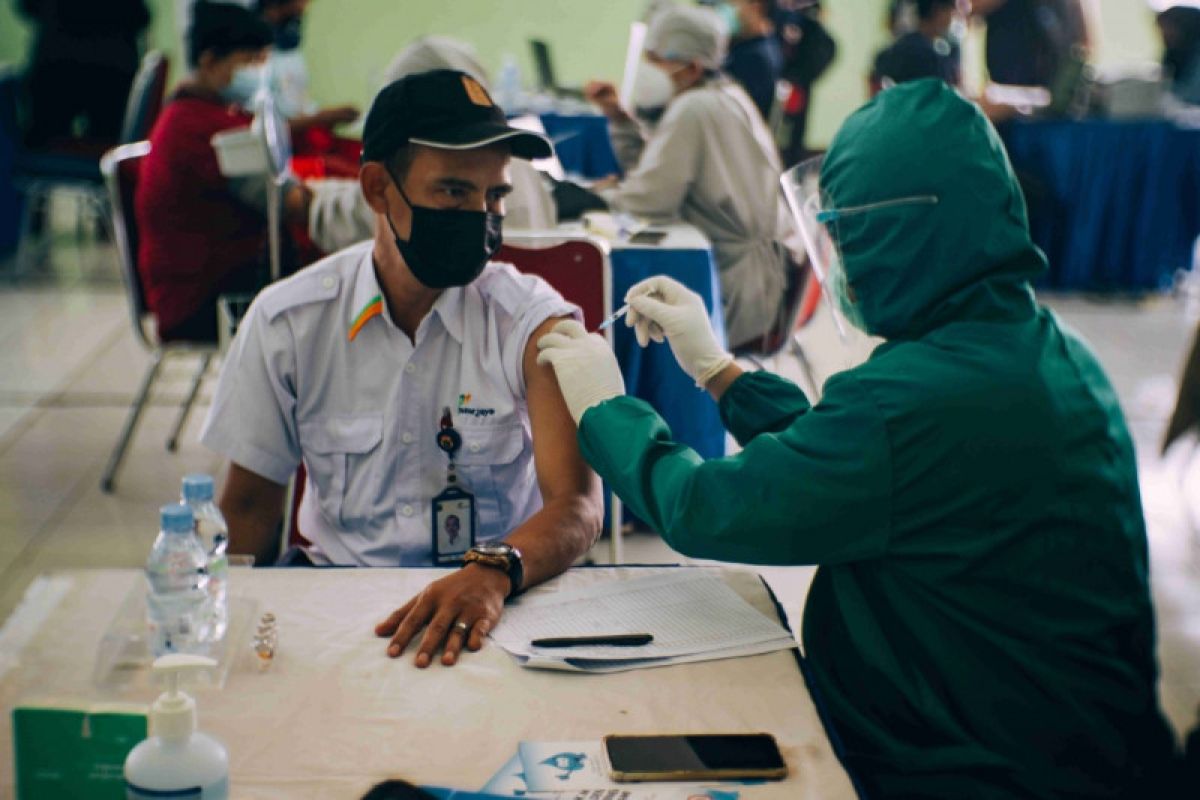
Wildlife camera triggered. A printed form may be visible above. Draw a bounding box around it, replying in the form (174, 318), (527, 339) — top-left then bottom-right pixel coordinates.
(489, 571), (797, 673)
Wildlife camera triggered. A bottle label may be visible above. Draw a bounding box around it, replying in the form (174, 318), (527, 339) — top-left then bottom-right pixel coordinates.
(126, 775), (228, 798)
(126, 781), (201, 797)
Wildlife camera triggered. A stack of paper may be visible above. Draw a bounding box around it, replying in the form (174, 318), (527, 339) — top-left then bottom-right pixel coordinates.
(489, 571), (796, 673)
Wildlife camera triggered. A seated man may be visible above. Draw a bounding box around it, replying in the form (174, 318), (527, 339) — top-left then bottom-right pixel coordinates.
(136, 0), (311, 343)
(584, 6), (797, 350)
(200, 70), (603, 669)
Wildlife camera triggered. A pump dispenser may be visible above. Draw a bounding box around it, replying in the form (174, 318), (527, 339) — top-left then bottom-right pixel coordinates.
(124, 654), (229, 798)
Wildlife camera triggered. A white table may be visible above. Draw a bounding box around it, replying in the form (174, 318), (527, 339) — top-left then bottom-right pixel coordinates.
(0, 566), (857, 799)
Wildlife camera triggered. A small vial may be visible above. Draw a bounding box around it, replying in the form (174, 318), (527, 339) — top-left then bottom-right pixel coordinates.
(252, 612), (277, 671)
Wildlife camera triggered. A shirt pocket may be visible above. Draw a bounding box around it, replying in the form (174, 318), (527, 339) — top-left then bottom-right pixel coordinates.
(298, 414), (383, 529)
(455, 422), (529, 542)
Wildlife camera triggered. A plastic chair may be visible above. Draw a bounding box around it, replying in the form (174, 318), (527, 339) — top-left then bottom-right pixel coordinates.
(10, 50), (169, 275)
(118, 51), (169, 145)
(98, 141), (217, 493)
(496, 233), (626, 563)
(732, 253), (820, 396)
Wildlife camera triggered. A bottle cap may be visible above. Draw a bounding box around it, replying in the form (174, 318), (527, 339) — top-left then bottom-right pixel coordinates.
(160, 504), (194, 534)
(181, 474), (215, 503)
(149, 654), (216, 740)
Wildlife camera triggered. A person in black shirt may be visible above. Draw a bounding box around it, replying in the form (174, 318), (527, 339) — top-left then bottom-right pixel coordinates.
(720, 0), (784, 120)
(973, 0), (1088, 88)
(872, 0), (961, 93)
(18, 0), (151, 147)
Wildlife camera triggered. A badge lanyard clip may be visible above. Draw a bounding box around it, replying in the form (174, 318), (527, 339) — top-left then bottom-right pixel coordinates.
(432, 406), (475, 564)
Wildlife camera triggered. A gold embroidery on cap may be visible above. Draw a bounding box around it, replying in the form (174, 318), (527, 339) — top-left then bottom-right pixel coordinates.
(462, 76), (493, 107)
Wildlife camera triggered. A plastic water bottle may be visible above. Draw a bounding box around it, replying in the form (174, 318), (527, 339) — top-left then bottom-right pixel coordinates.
(182, 475), (229, 643)
(497, 53), (523, 113)
(145, 505), (210, 657)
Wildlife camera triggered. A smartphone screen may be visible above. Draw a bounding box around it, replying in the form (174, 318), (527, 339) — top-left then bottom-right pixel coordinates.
(604, 733), (787, 781)
(628, 229), (668, 246)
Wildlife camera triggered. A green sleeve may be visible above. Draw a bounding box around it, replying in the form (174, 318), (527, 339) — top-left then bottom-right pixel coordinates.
(579, 374), (893, 566)
(719, 370), (813, 447)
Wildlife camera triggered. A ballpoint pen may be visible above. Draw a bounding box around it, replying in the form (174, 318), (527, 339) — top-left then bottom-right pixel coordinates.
(530, 633), (654, 648)
(596, 304), (630, 331)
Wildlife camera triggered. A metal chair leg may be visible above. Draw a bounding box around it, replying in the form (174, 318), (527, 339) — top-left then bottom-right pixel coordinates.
(14, 185), (45, 276)
(608, 492), (624, 565)
(166, 353), (211, 452)
(101, 351), (164, 493)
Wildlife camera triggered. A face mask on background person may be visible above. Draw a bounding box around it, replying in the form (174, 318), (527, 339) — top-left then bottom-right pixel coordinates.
(222, 64), (265, 107)
(384, 171), (502, 290)
(631, 61), (680, 121)
(716, 2), (741, 38)
(272, 16), (303, 51)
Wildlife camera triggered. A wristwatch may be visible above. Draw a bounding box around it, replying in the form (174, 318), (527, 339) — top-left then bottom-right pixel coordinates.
(463, 542), (525, 599)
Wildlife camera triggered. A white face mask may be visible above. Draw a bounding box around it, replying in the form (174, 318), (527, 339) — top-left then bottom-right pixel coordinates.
(222, 64), (265, 107)
(635, 63), (680, 111)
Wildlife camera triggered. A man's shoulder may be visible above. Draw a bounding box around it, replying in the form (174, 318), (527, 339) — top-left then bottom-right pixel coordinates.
(253, 242), (370, 323)
(472, 261), (568, 318)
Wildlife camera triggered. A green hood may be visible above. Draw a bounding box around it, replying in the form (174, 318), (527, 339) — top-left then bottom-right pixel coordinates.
(821, 79), (1046, 340)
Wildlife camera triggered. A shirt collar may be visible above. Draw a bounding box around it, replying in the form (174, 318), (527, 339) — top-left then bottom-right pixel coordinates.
(347, 249), (466, 345)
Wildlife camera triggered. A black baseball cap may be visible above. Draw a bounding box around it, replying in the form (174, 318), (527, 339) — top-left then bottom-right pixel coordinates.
(361, 69), (552, 163)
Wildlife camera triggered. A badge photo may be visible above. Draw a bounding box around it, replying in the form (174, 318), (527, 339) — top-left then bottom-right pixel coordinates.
(432, 486), (475, 565)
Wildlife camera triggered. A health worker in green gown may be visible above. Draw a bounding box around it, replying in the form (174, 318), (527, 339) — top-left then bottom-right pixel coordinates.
(535, 79), (1182, 798)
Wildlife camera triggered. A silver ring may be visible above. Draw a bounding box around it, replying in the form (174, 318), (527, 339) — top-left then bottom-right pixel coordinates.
(453, 621), (470, 634)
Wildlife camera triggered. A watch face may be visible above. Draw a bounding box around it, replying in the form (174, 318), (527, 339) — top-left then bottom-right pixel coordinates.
(474, 542), (511, 557)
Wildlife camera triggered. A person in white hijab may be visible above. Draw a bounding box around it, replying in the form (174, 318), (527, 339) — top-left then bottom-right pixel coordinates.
(307, 36), (557, 252)
(585, 5), (796, 349)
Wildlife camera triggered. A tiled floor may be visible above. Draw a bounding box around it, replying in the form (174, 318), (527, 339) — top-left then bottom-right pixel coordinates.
(2, 231), (1199, 746)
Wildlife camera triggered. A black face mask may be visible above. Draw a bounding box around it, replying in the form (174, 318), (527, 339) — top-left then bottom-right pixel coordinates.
(384, 172), (503, 290)
(272, 16), (303, 51)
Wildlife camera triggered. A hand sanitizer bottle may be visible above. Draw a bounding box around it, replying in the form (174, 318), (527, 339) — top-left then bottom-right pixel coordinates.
(124, 654), (229, 799)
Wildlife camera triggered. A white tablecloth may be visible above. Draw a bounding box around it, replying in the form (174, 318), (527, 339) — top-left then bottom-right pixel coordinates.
(0, 566), (857, 799)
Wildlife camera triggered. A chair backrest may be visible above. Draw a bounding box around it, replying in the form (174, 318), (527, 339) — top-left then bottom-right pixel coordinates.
(496, 234), (612, 330)
(119, 51), (169, 145)
(0, 65), (20, 146)
(734, 252), (814, 358)
(100, 141), (154, 349)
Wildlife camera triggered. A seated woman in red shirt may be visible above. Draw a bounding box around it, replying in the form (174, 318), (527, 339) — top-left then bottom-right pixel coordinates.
(136, 0), (309, 342)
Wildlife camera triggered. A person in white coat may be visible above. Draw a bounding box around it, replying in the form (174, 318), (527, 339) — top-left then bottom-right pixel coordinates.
(307, 37), (557, 253)
(585, 5), (796, 349)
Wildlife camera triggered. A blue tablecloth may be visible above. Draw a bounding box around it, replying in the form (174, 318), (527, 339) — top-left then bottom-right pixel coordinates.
(611, 243), (727, 461)
(1000, 119), (1200, 292)
(540, 112), (620, 179)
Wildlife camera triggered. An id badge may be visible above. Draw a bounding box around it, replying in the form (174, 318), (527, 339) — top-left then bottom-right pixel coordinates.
(432, 486), (476, 565)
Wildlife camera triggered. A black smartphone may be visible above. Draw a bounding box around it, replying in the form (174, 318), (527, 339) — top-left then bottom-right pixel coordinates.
(628, 229), (668, 246)
(603, 733), (788, 782)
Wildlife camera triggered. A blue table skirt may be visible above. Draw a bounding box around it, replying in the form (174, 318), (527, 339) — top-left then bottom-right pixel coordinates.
(611, 245), (728, 461)
(540, 112), (621, 180)
(1000, 119), (1200, 292)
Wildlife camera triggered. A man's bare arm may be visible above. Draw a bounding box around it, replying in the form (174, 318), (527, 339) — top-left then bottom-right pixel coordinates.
(218, 463), (288, 565)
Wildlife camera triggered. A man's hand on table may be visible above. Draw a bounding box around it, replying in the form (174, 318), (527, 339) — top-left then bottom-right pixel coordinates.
(373, 564), (510, 668)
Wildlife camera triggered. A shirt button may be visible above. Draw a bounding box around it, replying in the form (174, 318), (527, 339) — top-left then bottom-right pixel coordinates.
(321, 276), (335, 290)
(404, 363), (416, 374)
(401, 432), (414, 444)
(402, 504), (414, 517)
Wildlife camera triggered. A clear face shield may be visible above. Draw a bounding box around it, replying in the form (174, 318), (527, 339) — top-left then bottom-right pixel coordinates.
(780, 155), (938, 337)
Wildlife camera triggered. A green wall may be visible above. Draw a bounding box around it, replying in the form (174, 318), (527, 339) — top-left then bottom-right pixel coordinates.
(0, 0), (1164, 147)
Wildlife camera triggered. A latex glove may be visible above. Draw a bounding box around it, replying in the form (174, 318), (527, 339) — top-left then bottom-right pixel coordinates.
(536, 320), (626, 424)
(625, 276), (733, 387)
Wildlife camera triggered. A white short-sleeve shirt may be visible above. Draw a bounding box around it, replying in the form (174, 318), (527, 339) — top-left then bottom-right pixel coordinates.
(200, 241), (579, 566)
